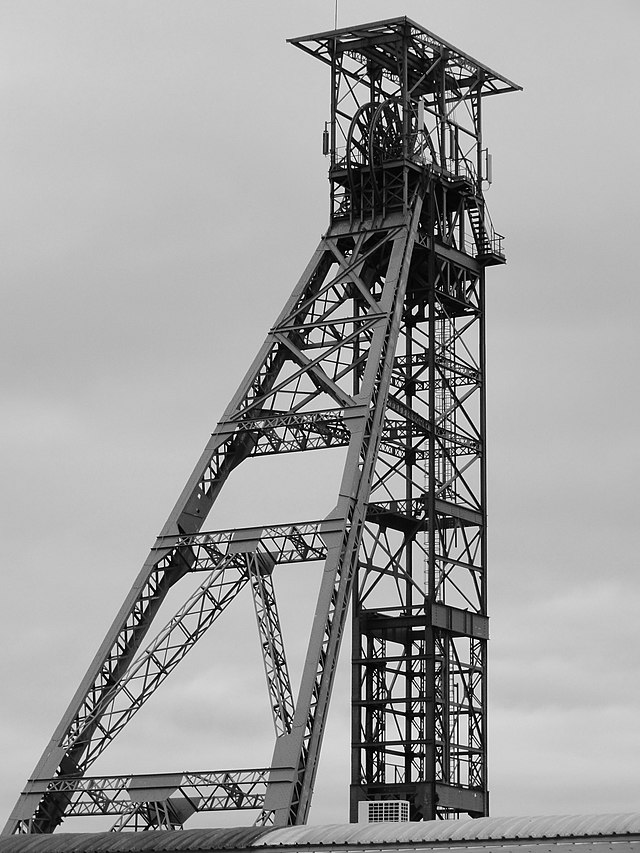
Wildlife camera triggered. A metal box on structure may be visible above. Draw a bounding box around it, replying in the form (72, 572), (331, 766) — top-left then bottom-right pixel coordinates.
(3, 17), (519, 835)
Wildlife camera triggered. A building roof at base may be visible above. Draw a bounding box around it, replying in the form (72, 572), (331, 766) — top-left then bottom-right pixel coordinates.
(3, 814), (640, 853)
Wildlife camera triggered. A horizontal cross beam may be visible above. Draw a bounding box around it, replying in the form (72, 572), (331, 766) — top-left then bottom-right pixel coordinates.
(23, 769), (269, 820)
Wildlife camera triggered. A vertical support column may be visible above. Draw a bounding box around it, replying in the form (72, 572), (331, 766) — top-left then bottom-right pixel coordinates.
(424, 180), (438, 819)
(350, 171), (490, 820)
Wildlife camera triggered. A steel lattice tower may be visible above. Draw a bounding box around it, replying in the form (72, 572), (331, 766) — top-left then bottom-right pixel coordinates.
(4, 18), (519, 834)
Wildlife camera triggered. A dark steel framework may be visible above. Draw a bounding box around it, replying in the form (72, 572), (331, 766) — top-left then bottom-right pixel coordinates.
(4, 17), (519, 835)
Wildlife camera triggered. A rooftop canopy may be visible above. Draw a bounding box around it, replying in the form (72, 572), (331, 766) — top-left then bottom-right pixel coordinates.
(288, 17), (521, 99)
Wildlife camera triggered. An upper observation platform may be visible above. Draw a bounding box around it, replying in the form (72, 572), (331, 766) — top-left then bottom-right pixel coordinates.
(288, 17), (521, 100)
(289, 17), (520, 222)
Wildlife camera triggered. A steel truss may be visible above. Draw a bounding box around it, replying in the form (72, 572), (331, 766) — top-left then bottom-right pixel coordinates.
(4, 17), (518, 835)
(18, 770), (269, 831)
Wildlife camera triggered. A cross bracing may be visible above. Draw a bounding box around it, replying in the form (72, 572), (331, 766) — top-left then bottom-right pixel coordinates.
(17, 770), (270, 832)
(4, 16), (518, 835)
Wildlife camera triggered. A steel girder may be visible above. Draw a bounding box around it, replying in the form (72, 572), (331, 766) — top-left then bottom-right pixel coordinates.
(5, 17), (517, 836)
(16, 769), (270, 831)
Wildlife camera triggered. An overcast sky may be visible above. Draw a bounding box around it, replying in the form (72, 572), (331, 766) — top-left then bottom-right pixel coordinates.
(2, 0), (640, 831)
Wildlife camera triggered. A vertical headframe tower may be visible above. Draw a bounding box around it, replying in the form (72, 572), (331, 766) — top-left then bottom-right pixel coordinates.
(289, 18), (519, 821)
(4, 18), (519, 836)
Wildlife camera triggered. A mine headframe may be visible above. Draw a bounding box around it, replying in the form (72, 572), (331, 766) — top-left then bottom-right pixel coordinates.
(4, 17), (519, 835)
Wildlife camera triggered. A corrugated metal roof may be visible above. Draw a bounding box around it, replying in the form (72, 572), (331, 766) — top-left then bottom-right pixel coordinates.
(0, 826), (271, 853)
(3, 815), (640, 853)
(256, 814), (640, 846)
